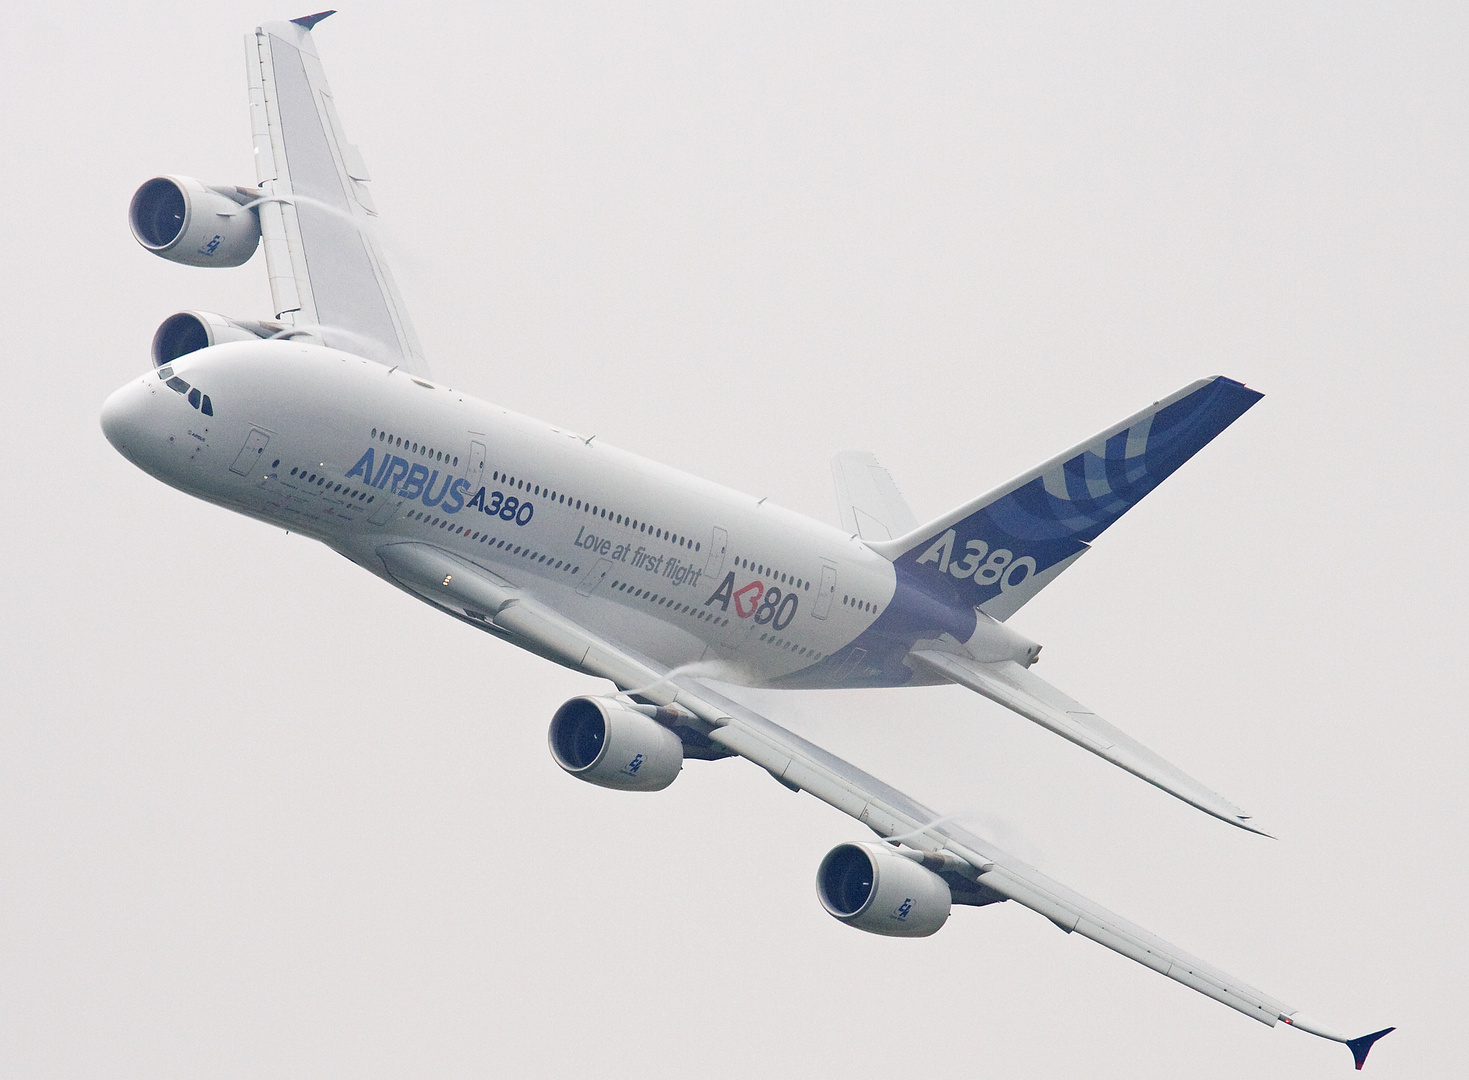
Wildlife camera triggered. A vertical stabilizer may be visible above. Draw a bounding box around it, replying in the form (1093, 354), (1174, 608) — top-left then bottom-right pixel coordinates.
(866, 377), (1262, 620)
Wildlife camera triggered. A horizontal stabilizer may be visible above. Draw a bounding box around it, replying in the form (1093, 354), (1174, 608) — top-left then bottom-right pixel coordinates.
(909, 649), (1264, 834)
(831, 450), (919, 541)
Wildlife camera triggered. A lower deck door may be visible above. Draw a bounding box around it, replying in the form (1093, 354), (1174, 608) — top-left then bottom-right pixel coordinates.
(229, 428), (272, 477)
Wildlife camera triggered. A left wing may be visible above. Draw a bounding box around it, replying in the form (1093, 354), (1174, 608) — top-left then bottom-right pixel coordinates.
(246, 14), (428, 373)
(374, 540), (1390, 1068)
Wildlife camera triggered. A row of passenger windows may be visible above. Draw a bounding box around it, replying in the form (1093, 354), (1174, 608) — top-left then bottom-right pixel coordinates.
(610, 580), (729, 626)
(372, 427), (458, 468)
(368, 424), (703, 554)
(733, 556), (809, 591)
(277, 460), (377, 503)
(157, 366), (214, 416)
(758, 631), (824, 660)
(489, 469), (703, 552)
(358, 427), (855, 624)
(400, 504), (581, 573)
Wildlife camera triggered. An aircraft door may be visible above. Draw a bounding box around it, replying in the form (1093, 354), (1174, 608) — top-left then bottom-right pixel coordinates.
(465, 438), (486, 485)
(229, 428), (271, 477)
(813, 562), (837, 620)
(704, 526), (728, 578)
(577, 558), (614, 597)
(369, 496), (399, 526)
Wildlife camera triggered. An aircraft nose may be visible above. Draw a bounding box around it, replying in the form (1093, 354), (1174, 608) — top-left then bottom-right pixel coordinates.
(100, 378), (149, 457)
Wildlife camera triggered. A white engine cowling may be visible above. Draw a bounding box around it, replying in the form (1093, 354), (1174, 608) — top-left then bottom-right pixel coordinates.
(151, 311), (276, 368)
(129, 175), (260, 267)
(549, 696), (683, 792)
(816, 842), (952, 938)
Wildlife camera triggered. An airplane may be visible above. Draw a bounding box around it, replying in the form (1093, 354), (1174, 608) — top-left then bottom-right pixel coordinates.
(103, 12), (1392, 1069)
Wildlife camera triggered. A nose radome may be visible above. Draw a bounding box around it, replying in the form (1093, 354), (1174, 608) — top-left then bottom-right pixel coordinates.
(101, 379), (147, 456)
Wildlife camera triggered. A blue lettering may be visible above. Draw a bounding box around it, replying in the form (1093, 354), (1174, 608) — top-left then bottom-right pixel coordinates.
(466, 485), (487, 512)
(379, 455), (410, 491)
(399, 462), (430, 499)
(442, 478), (470, 514)
(421, 469), (450, 507)
(345, 447), (375, 482)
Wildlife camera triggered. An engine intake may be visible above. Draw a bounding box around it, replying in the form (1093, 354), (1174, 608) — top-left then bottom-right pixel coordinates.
(151, 311), (277, 367)
(816, 842), (952, 937)
(549, 696), (683, 792)
(129, 175), (260, 267)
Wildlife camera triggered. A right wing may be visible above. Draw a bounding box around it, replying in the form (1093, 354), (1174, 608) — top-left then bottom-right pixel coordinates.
(908, 648), (1266, 835)
(246, 14), (428, 374)
(372, 540), (1389, 1067)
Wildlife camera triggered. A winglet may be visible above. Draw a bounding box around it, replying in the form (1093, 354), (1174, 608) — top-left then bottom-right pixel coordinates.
(1346, 1027), (1394, 1070)
(290, 10), (336, 30)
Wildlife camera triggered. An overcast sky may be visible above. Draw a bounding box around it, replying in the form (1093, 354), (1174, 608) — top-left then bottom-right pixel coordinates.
(3, 2), (1464, 1077)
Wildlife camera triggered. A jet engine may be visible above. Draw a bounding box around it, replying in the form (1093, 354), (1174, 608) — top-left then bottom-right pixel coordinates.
(816, 842), (952, 937)
(129, 175), (260, 267)
(549, 696), (684, 792)
(151, 311), (280, 367)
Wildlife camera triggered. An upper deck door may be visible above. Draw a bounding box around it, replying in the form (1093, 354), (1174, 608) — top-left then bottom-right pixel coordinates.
(704, 526), (728, 579)
(465, 439), (486, 485)
(813, 562), (837, 620)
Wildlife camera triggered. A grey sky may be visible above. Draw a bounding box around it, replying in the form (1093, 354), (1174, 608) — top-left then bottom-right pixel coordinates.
(3, 2), (1463, 1076)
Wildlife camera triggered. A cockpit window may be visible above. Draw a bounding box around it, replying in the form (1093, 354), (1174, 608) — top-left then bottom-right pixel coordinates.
(187, 387), (201, 409)
(200, 394), (213, 416)
(166, 376), (190, 395)
(157, 365), (173, 380)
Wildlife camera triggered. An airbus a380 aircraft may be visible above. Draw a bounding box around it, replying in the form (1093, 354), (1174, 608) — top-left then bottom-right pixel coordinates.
(103, 13), (1391, 1068)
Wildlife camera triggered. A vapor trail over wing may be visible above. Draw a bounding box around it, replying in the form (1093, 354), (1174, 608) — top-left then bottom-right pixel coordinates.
(370, 540), (1385, 1064)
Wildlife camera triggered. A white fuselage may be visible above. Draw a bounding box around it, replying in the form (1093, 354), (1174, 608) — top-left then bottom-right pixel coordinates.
(101, 341), (965, 688)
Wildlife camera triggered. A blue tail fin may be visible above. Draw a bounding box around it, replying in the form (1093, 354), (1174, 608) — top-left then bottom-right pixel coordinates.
(867, 377), (1262, 620)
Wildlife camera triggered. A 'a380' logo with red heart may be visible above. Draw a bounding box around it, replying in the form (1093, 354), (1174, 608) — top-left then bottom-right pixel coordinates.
(704, 572), (800, 630)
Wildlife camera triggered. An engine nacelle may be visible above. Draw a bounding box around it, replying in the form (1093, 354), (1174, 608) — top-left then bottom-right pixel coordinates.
(549, 696), (683, 792)
(129, 175), (260, 267)
(151, 311), (276, 368)
(816, 842), (952, 938)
